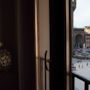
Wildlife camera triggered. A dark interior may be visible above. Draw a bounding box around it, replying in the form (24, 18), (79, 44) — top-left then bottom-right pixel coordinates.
(0, 0), (35, 90)
(0, 0), (65, 90)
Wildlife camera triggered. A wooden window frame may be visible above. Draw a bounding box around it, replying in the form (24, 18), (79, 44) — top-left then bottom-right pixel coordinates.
(66, 0), (73, 90)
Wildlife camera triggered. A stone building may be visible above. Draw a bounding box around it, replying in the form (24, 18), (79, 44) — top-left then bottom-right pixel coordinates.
(72, 0), (76, 50)
(72, 0), (76, 11)
(72, 27), (90, 49)
(73, 28), (85, 49)
(84, 26), (90, 48)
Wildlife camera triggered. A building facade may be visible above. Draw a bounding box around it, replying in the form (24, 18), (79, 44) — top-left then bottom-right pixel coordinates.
(73, 28), (85, 49)
(72, 0), (76, 50)
(84, 26), (90, 48)
(72, 27), (90, 49)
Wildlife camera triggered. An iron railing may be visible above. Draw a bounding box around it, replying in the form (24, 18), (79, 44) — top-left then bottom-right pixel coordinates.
(72, 72), (90, 90)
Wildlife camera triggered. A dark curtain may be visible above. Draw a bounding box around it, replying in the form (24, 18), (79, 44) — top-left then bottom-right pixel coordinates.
(0, 0), (36, 90)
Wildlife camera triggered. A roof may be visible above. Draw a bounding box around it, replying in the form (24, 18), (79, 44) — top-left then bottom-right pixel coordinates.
(74, 28), (84, 31)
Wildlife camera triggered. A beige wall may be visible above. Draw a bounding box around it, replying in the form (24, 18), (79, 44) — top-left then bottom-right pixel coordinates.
(39, 0), (50, 59)
(39, 0), (50, 90)
(35, 0), (50, 90)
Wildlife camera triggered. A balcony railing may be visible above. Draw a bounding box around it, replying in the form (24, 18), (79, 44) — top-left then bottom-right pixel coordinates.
(72, 72), (90, 90)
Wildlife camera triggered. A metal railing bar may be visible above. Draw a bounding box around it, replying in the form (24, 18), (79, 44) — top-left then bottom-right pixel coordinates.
(72, 73), (90, 90)
(72, 73), (90, 84)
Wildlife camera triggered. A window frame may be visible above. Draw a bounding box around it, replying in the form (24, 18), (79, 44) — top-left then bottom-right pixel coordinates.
(66, 0), (73, 90)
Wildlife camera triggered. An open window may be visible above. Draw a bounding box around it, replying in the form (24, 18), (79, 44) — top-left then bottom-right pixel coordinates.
(66, 0), (90, 90)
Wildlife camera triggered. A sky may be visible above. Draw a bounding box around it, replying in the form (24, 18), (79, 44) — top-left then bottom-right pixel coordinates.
(74, 0), (90, 28)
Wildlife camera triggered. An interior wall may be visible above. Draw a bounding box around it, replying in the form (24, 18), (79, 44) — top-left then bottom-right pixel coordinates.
(39, 0), (50, 90)
(39, 0), (50, 59)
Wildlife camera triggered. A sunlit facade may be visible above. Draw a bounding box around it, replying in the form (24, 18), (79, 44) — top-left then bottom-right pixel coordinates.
(84, 26), (90, 48)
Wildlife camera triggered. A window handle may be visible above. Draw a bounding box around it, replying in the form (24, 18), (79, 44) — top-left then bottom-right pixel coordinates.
(44, 50), (50, 71)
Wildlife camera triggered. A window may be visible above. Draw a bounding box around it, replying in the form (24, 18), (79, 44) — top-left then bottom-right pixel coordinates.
(66, 0), (90, 90)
